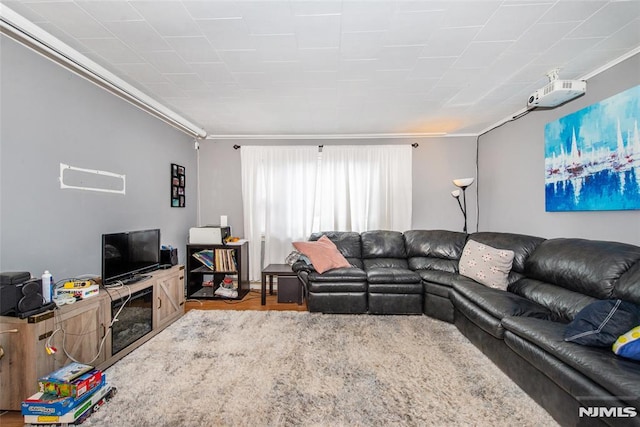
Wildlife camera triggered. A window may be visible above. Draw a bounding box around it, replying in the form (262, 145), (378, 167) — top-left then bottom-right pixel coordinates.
(241, 145), (412, 280)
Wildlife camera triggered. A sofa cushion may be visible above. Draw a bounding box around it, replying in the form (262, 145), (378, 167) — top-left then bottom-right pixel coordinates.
(368, 282), (423, 294)
(615, 261), (640, 305)
(459, 239), (515, 289)
(564, 299), (640, 347)
(450, 289), (506, 338)
(452, 277), (552, 321)
(366, 267), (420, 284)
(509, 278), (596, 323)
(363, 258), (409, 270)
(524, 238), (640, 300)
(293, 235), (351, 274)
(502, 316), (640, 407)
(361, 230), (407, 259)
(613, 326), (640, 361)
(469, 232), (545, 274)
(308, 267), (367, 282)
(404, 230), (466, 273)
(309, 231), (362, 259)
(417, 270), (458, 287)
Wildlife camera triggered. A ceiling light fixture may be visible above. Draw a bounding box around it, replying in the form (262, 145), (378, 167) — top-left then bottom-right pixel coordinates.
(0, 5), (207, 139)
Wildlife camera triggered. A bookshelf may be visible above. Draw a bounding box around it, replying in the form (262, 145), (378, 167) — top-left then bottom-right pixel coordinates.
(186, 241), (249, 300)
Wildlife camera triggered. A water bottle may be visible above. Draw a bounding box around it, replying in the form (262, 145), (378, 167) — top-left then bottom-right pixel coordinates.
(42, 271), (53, 303)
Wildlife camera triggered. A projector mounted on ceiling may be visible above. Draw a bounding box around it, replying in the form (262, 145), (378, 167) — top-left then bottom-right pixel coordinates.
(527, 69), (586, 109)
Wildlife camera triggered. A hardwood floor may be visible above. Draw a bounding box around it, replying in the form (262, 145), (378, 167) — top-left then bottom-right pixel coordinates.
(0, 291), (306, 427)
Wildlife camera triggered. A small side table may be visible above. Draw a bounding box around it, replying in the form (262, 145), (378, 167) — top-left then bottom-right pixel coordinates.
(261, 264), (301, 305)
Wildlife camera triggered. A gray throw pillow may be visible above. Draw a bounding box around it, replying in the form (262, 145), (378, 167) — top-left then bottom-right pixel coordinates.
(459, 239), (515, 289)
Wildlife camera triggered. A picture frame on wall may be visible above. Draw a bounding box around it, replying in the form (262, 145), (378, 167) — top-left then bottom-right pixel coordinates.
(171, 163), (185, 208)
(544, 85), (640, 211)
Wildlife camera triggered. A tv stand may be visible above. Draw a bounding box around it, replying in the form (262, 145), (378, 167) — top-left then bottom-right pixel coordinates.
(0, 265), (185, 410)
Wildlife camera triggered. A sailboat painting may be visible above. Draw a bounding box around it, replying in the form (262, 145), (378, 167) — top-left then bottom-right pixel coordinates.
(545, 85), (640, 211)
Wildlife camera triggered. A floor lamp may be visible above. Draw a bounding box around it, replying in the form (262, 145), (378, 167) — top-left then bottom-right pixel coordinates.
(451, 178), (475, 233)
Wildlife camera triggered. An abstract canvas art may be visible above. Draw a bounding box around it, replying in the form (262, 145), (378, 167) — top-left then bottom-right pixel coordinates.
(545, 85), (640, 211)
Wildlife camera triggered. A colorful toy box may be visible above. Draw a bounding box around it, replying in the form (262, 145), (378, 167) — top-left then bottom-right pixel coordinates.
(21, 375), (106, 416)
(39, 369), (103, 399)
(23, 383), (114, 425)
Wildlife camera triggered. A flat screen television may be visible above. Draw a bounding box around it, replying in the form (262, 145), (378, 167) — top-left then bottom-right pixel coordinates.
(101, 229), (160, 285)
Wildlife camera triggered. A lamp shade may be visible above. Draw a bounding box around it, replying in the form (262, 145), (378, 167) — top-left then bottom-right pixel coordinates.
(451, 190), (461, 198)
(453, 177), (475, 188)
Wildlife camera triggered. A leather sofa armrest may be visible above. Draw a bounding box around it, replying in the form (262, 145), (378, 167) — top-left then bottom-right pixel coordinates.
(292, 260), (315, 274)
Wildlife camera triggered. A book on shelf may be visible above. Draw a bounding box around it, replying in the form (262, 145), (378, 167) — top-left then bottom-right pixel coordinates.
(214, 248), (237, 272)
(193, 249), (215, 270)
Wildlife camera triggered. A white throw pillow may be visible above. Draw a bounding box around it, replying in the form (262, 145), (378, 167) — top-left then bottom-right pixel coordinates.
(459, 239), (515, 289)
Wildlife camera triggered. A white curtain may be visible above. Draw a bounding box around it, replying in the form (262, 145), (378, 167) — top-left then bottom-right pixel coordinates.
(241, 144), (412, 281)
(241, 146), (319, 280)
(315, 145), (412, 232)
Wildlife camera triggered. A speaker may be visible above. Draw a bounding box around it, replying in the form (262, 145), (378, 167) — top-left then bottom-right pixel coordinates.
(0, 275), (52, 318)
(161, 248), (178, 266)
(277, 276), (303, 304)
(17, 278), (44, 313)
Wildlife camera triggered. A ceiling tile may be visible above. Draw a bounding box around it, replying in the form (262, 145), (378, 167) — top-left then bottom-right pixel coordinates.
(411, 57), (457, 80)
(440, 1), (501, 28)
(115, 62), (167, 84)
(238, 1), (295, 35)
(377, 45), (424, 70)
(77, 1), (143, 22)
(537, 1), (607, 23)
(341, 31), (385, 60)
(453, 41), (513, 69)
(190, 63), (236, 84)
(341, 1), (396, 32)
(217, 49), (261, 73)
(294, 14), (341, 49)
(77, 37), (142, 64)
(182, 1), (243, 20)
(474, 3), (554, 41)
(130, 1), (201, 37)
(104, 20), (171, 51)
(567, 1), (640, 39)
(197, 18), (254, 50)
(536, 37), (607, 67)
(299, 48), (340, 72)
(253, 34), (299, 61)
(141, 50), (193, 74)
(420, 27), (480, 58)
(25, 2), (111, 38)
(383, 10), (444, 45)
(165, 36), (221, 63)
(508, 22), (579, 54)
(291, 0), (342, 16)
(164, 73), (207, 91)
(593, 18), (640, 51)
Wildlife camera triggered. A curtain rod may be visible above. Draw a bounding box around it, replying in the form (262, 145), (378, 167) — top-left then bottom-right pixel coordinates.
(232, 143), (419, 150)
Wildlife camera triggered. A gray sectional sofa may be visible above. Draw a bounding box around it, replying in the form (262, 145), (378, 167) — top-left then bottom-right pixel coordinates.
(293, 230), (640, 426)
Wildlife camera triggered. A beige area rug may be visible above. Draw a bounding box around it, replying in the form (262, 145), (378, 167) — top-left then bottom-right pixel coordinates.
(85, 310), (557, 426)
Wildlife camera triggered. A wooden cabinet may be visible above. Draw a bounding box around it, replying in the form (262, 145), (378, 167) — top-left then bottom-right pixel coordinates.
(49, 296), (107, 368)
(0, 313), (55, 411)
(186, 241), (249, 300)
(153, 266), (185, 330)
(0, 265), (184, 410)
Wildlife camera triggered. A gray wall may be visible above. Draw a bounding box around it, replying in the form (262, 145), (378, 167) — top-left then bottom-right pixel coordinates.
(198, 135), (478, 237)
(0, 35), (197, 280)
(479, 53), (640, 244)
